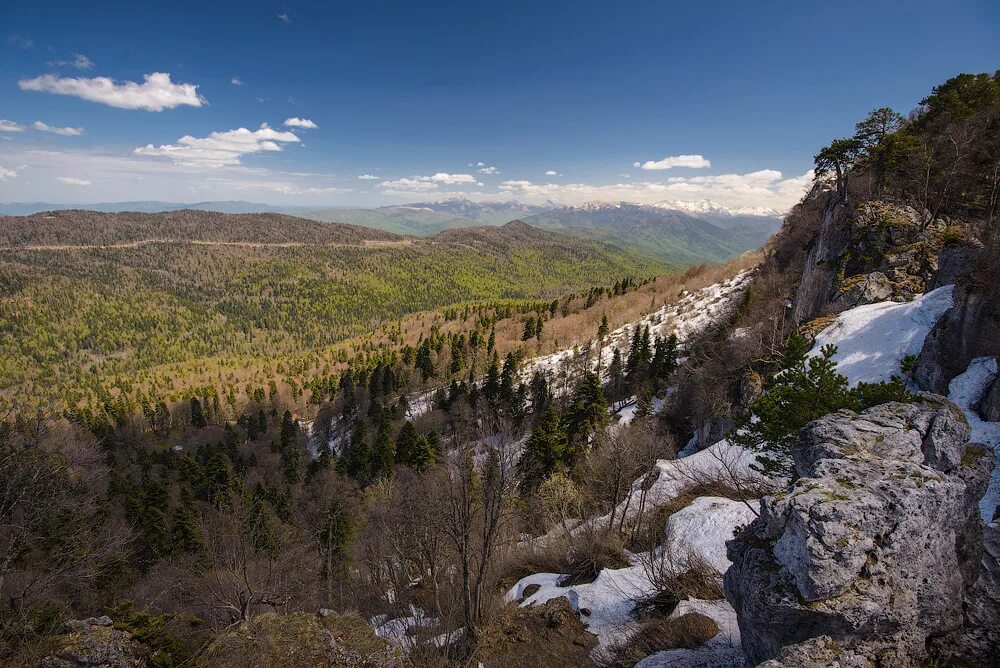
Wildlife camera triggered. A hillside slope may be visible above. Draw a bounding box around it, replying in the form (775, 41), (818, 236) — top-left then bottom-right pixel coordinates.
(0, 214), (666, 409)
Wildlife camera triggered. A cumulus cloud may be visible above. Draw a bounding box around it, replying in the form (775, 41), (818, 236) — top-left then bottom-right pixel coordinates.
(231, 76), (243, 86)
(497, 168), (812, 210)
(284, 117), (317, 129)
(51, 53), (94, 70)
(57, 176), (91, 185)
(0, 120), (26, 132)
(377, 178), (440, 192)
(0, 166), (17, 180)
(545, 170), (559, 176)
(634, 154), (711, 170)
(18, 72), (205, 111)
(478, 165), (499, 174)
(33, 121), (84, 136)
(429, 172), (479, 184)
(358, 174), (380, 180)
(135, 123), (300, 167)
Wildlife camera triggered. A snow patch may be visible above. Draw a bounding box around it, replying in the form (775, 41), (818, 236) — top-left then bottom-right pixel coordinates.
(947, 356), (1000, 521)
(506, 496), (755, 655)
(809, 285), (954, 386)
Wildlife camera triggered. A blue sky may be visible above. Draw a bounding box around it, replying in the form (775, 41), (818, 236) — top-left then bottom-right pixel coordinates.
(1, 0), (998, 208)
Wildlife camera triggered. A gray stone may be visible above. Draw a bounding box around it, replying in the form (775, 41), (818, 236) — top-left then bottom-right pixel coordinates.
(725, 398), (996, 666)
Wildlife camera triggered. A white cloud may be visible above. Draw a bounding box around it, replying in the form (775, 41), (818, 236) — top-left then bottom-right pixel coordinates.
(634, 154), (711, 170)
(378, 172), (482, 191)
(0, 166), (17, 180)
(377, 178), (440, 192)
(33, 121), (84, 136)
(496, 168), (811, 210)
(57, 176), (91, 185)
(231, 76), (243, 86)
(358, 174), (380, 180)
(0, 120), (26, 132)
(278, 10), (291, 23)
(18, 72), (205, 111)
(545, 170), (559, 176)
(429, 172), (478, 184)
(284, 117), (317, 129)
(135, 123), (300, 167)
(478, 166), (499, 174)
(51, 53), (94, 70)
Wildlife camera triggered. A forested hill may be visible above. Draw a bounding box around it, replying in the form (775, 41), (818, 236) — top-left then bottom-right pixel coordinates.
(0, 209), (402, 247)
(0, 210), (667, 410)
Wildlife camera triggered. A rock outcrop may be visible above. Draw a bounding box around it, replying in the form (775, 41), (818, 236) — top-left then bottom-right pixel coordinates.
(40, 616), (147, 668)
(791, 194), (952, 326)
(725, 398), (996, 666)
(196, 611), (399, 668)
(916, 282), (1000, 395)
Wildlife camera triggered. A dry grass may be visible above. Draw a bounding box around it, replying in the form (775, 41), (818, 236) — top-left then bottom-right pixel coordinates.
(604, 612), (720, 667)
(501, 529), (630, 592)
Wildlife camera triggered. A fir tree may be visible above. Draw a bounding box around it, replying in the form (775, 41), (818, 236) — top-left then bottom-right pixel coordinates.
(170, 487), (203, 554)
(190, 397), (207, 428)
(517, 405), (568, 493)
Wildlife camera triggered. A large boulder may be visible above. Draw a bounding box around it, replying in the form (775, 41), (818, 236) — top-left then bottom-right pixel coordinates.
(197, 611), (399, 668)
(40, 617), (147, 668)
(725, 398), (996, 666)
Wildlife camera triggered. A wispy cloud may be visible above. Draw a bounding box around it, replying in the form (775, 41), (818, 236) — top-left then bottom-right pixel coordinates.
(50, 53), (94, 70)
(277, 8), (291, 23)
(544, 170), (560, 176)
(19, 72), (205, 111)
(633, 154), (711, 170)
(57, 176), (91, 186)
(6, 34), (33, 49)
(478, 165), (499, 175)
(358, 174), (380, 180)
(135, 123), (300, 167)
(231, 76), (243, 86)
(0, 120), (26, 132)
(0, 166), (17, 180)
(284, 117), (317, 129)
(33, 121), (84, 136)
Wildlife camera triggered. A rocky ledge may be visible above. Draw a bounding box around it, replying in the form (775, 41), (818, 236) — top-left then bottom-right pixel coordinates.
(725, 397), (998, 667)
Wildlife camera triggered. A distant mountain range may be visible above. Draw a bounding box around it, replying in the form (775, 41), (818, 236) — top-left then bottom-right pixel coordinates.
(0, 197), (783, 267)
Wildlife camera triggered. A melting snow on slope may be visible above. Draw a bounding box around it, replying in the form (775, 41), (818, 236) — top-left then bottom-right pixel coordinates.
(948, 357), (1000, 521)
(506, 497), (756, 656)
(520, 270), (754, 393)
(809, 285), (954, 386)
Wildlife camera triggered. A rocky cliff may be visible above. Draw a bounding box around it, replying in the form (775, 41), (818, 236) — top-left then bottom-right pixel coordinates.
(725, 398), (997, 666)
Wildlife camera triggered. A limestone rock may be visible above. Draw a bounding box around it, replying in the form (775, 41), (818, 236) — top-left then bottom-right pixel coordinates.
(197, 611), (399, 668)
(41, 618), (147, 668)
(725, 398), (996, 666)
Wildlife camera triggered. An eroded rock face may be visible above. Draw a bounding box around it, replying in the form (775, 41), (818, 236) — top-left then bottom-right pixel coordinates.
(725, 398), (996, 666)
(916, 284), (1000, 395)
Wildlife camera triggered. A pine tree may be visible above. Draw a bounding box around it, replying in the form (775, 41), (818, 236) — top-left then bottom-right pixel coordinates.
(395, 421), (421, 469)
(370, 417), (395, 479)
(651, 333), (679, 382)
(522, 317), (536, 341)
(190, 397), (207, 428)
(563, 372), (608, 451)
(482, 351), (501, 406)
(517, 405), (568, 493)
(171, 487), (203, 554)
(151, 401), (171, 436)
(450, 340), (465, 374)
(597, 314), (610, 342)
